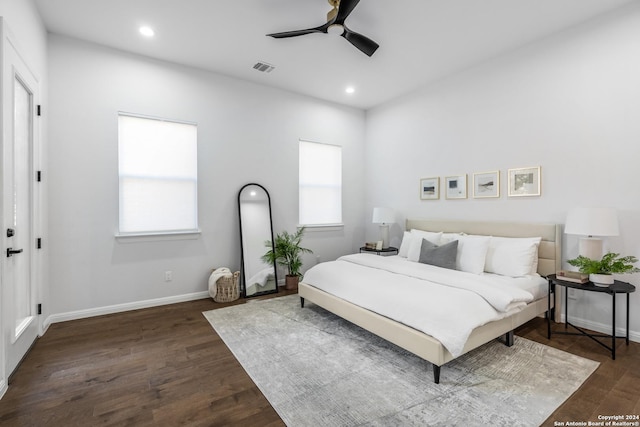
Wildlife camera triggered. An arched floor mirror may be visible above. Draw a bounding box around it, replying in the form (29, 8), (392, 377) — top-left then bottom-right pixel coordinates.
(238, 183), (278, 298)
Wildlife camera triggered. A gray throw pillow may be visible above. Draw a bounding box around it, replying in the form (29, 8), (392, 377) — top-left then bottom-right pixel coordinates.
(419, 239), (458, 270)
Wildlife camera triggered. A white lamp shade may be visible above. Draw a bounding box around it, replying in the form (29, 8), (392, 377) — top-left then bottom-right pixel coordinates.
(564, 207), (619, 237)
(372, 207), (395, 224)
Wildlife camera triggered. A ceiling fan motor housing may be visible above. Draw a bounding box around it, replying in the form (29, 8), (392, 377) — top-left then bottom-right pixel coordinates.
(327, 0), (340, 21)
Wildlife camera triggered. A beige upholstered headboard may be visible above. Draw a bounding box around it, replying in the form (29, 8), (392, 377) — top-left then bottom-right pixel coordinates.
(406, 219), (561, 277)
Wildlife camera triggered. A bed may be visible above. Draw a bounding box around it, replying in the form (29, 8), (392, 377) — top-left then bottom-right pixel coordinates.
(299, 219), (561, 384)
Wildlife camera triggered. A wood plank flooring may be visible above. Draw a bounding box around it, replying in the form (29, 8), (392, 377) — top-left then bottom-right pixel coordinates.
(0, 291), (637, 426)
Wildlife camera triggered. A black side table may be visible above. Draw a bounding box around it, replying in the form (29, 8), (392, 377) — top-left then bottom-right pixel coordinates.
(547, 274), (635, 360)
(359, 246), (399, 256)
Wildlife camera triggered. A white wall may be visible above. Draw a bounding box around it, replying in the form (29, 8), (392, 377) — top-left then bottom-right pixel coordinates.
(365, 4), (640, 339)
(47, 35), (365, 319)
(0, 0), (47, 74)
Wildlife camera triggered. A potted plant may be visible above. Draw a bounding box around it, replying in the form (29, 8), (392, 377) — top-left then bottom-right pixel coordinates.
(567, 252), (640, 286)
(262, 227), (313, 291)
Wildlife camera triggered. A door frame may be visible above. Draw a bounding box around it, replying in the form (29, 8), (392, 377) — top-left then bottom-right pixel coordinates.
(0, 18), (43, 398)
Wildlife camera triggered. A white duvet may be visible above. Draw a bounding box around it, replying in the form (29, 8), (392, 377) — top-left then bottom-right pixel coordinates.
(302, 254), (546, 357)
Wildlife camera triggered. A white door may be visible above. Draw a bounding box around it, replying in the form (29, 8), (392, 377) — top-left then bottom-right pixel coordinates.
(2, 24), (40, 378)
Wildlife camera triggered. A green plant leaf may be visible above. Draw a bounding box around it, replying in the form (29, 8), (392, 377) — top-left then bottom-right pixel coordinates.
(566, 252), (639, 274)
(262, 227), (313, 278)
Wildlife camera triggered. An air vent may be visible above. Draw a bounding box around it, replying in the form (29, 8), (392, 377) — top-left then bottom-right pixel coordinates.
(253, 62), (275, 73)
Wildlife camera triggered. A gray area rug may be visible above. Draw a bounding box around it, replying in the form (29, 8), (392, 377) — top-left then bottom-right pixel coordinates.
(203, 295), (599, 426)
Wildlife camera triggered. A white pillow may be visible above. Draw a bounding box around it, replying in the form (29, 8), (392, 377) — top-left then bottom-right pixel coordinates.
(411, 229), (442, 243)
(407, 230), (442, 262)
(452, 234), (491, 274)
(485, 236), (541, 277)
(441, 232), (464, 244)
(398, 231), (413, 257)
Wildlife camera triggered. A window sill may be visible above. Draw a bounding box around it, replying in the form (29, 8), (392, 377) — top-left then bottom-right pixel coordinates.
(115, 229), (201, 243)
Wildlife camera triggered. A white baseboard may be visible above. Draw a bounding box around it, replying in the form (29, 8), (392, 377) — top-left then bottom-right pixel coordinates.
(558, 314), (640, 343)
(43, 291), (210, 330)
(0, 380), (6, 400)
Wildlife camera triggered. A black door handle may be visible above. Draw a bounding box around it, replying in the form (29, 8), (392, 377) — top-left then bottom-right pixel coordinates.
(6, 248), (23, 257)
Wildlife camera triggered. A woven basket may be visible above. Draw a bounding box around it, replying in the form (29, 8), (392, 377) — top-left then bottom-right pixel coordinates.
(214, 271), (240, 303)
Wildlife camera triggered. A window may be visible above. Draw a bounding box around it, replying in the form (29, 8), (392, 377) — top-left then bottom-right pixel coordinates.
(118, 113), (198, 235)
(299, 140), (342, 225)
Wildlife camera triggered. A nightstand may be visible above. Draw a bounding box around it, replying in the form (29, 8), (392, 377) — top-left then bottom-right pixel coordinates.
(359, 246), (398, 256)
(547, 274), (636, 359)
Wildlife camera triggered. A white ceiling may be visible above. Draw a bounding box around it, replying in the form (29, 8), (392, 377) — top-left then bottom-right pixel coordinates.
(34, 0), (634, 110)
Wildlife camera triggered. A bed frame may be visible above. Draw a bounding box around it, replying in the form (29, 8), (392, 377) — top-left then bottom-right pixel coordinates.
(299, 219), (561, 384)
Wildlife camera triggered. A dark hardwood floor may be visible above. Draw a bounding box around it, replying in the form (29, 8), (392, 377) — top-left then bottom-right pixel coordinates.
(0, 291), (637, 426)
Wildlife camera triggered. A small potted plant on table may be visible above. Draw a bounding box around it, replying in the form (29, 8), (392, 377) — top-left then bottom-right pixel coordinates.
(567, 252), (639, 286)
(262, 227), (313, 291)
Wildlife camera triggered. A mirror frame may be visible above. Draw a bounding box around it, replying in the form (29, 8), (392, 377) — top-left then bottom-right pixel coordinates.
(238, 183), (279, 298)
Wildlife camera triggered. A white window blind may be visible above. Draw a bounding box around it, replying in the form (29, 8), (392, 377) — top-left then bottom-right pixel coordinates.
(118, 114), (198, 234)
(299, 140), (342, 225)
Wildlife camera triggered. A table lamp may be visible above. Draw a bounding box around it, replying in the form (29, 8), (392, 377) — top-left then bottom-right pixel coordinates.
(372, 207), (395, 249)
(564, 207), (619, 260)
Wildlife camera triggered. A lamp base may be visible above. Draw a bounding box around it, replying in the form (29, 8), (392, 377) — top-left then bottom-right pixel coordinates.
(379, 224), (389, 249)
(578, 237), (603, 260)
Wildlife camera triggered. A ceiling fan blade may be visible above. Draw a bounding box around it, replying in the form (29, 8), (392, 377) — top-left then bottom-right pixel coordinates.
(267, 23), (329, 38)
(267, 1), (378, 57)
(334, 0), (361, 25)
(342, 26), (379, 57)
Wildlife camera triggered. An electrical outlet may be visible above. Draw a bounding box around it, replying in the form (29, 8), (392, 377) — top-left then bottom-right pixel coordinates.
(164, 271), (172, 282)
(568, 288), (578, 300)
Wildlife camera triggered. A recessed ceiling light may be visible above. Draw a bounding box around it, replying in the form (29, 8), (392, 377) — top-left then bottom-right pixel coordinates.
(345, 86), (355, 94)
(139, 26), (155, 37)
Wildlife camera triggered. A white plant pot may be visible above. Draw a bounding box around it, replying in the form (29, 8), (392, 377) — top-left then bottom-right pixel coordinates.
(589, 273), (614, 286)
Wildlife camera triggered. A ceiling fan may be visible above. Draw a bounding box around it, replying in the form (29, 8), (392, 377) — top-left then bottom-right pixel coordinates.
(266, 0), (379, 57)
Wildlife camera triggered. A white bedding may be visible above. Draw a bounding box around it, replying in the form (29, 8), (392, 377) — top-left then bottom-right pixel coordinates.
(302, 253), (547, 357)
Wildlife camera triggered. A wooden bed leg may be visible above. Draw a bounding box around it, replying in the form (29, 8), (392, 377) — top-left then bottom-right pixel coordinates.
(505, 330), (514, 347)
(300, 297), (305, 308)
(433, 364), (441, 384)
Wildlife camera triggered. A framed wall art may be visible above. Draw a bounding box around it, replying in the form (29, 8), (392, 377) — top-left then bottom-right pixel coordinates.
(473, 170), (500, 198)
(420, 177), (440, 200)
(508, 166), (541, 197)
(444, 174), (467, 199)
